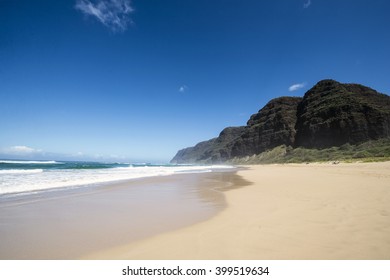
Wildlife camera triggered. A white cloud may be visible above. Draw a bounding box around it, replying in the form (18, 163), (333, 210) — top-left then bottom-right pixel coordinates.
(10, 146), (39, 154)
(289, 82), (306, 92)
(73, 151), (84, 157)
(179, 85), (188, 93)
(303, 0), (312, 9)
(75, 0), (134, 32)
(4, 146), (42, 155)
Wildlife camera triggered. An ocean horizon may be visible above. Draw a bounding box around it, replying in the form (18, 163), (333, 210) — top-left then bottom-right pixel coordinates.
(0, 159), (234, 197)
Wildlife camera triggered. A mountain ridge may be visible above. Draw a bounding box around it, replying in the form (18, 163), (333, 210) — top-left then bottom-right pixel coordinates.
(171, 79), (390, 164)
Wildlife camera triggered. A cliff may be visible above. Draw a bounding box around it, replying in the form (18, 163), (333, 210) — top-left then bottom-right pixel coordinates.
(171, 79), (390, 164)
(295, 79), (390, 148)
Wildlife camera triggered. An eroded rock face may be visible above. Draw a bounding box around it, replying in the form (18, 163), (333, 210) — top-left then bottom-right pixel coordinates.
(231, 97), (302, 157)
(171, 80), (390, 164)
(295, 80), (390, 148)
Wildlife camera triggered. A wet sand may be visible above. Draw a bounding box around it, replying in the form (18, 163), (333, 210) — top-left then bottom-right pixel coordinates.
(0, 171), (247, 259)
(86, 162), (390, 260)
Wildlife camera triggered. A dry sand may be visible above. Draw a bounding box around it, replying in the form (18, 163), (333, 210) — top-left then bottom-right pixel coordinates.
(86, 162), (390, 260)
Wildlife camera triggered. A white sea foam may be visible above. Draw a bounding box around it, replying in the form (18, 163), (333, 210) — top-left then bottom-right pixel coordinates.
(208, 165), (236, 169)
(0, 165), (235, 196)
(0, 169), (44, 174)
(0, 160), (62, 164)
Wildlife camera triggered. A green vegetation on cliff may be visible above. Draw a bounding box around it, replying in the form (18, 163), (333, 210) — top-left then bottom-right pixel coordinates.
(227, 138), (390, 164)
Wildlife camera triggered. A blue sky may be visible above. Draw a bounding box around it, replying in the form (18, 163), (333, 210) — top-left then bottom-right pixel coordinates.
(1, 0), (390, 162)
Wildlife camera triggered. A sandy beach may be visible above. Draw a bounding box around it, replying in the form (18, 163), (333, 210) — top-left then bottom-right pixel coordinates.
(0, 171), (244, 259)
(85, 162), (390, 260)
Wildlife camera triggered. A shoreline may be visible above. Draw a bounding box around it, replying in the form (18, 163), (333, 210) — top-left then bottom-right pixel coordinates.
(0, 170), (246, 260)
(85, 161), (390, 260)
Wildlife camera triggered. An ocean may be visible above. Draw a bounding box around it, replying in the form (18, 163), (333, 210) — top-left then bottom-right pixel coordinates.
(0, 159), (234, 197)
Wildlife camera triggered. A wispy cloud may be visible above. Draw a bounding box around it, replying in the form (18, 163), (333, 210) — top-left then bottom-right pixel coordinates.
(0, 146), (129, 161)
(289, 82), (306, 92)
(179, 85), (188, 93)
(8, 146), (42, 154)
(75, 0), (134, 32)
(0, 146), (44, 158)
(303, 0), (312, 9)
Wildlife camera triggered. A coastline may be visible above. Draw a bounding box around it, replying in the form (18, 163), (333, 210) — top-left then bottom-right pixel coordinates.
(0, 170), (245, 260)
(85, 161), (390, 260)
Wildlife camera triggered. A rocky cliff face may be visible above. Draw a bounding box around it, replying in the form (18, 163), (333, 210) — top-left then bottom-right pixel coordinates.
(171, 80), (390, 164)
(171, 126), (246, 164)
(231, 97), (302, 158)
(295, 80), (390, 148)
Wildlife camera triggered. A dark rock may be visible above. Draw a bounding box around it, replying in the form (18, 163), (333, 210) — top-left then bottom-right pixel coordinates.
(231, 97), (302, 157)
(295, 79), (390, 148)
